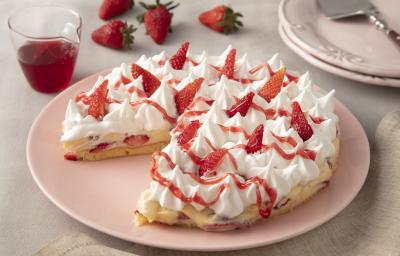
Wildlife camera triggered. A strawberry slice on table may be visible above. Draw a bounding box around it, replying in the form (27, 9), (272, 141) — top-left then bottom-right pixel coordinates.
(123, 134), (149, 147)
(291, 101), (313, 141)
(137, 0), (179, 44)
(174, 77), (204, 115)
(245, 124), (264, 154)
(88, 80), (109, 121)
(92, 20), (136, 49)
(177, 120), (201, 145)
(99, 0), (134, 20)
(199, 5), (243, 34)
(198, 148), (228, 177)
(258, 68), (286, 102)
(169, 41), (189, 70)
(225, 91), (254, 118)
(221, 48), (236, 79)
(131, 64), (161, 97)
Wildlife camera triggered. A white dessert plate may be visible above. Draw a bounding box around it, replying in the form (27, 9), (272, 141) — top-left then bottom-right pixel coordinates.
(279, 0), (400, 78)
(26, 70), (370, 251)
(279, 24), (400, 87)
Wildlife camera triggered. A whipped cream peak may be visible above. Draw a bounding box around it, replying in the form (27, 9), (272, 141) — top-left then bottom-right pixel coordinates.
(297, 72), (312, 90)
(293, 84), (316, 112)
(269, 91), (293, 112)
(152, 50), (167, 63)
(65, 100), (82, 122)
(268, 53), (281, 71)
(211, 45), (233, 67)
(175, 72), (198, 91)
(188, 50), (208, 64)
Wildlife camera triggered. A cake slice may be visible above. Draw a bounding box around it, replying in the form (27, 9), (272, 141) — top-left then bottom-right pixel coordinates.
(61, 43), (242, 161)
(135, 51), (340, 231)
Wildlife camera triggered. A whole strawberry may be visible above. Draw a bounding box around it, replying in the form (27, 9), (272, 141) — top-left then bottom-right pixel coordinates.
(92, 20), (136, 49)
(199, 5), (243, 34)
(137, 0), (179, 44)
(99, 0), (134, 20)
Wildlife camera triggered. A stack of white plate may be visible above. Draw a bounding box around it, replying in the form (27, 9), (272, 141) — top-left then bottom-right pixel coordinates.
(278, 0), (400, 87)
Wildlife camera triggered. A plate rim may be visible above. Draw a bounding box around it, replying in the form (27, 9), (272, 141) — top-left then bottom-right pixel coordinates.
(278, 24), (400, 88)
(278, 0), (400, 78)
(26, 70), (370, 251)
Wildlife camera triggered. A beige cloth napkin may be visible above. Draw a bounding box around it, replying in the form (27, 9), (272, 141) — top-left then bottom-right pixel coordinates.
(34, 111), (400, 256)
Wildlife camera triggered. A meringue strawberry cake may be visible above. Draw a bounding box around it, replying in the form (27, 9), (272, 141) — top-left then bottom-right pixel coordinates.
(61, 42), (340, 231)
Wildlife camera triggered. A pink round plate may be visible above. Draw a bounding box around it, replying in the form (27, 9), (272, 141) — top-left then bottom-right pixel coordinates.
(26, 71), (370, 251)
(279, 24), (400, 87)
(279, 0), (400, 78)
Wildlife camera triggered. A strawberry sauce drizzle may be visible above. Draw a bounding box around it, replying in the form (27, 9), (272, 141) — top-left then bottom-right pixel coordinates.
(310, 115), (325, 124)
(286, 73), (299, 83)
(260, 143), (316, 161)
(218, 124), (250, 139)
(114, 76), (131, 89)
(173, 122), (186, 133)
(187, 58), (199, 66)
(180, 110), (209, 119)
(128, 86), (148, 97)
(271, 133), (298, 147)
(248, 63), (299, 87)
(249, 63), (274, 76)
(75, 93), (91, 104)
(167, 78), (182, 85)
(130, 99), (176, 124)
(251, 102), (290, 119)
(186, 150), (204, 165)
(204, 137), (217, 151)
(114, 80), (123, 89)
(151, 151), (277, 218)
(187, 96), (214, 110)
(239, 78), (256, 84)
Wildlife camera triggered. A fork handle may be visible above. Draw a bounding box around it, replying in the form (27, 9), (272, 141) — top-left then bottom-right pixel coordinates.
(366, 10), (400, 49)
(387, 30), (400, 48)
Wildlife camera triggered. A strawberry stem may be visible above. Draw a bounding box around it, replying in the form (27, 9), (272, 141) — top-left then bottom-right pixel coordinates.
(122, 22), (137, 48)
(137, 0), (178, 24)
(219, 6), (243, 34)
